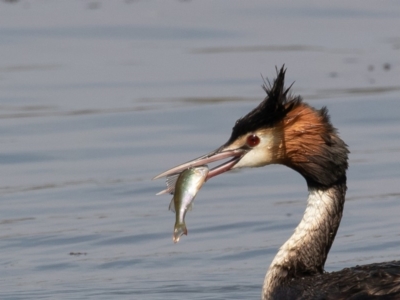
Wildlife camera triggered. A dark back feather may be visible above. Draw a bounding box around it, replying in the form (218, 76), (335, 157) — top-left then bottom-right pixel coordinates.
(272, 261), (400, 300)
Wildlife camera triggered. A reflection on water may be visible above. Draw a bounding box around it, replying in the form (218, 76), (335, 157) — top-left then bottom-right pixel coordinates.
(190, 44), (361, 54)
(0, 25), (236, 41)
(0, 1), (400, 299)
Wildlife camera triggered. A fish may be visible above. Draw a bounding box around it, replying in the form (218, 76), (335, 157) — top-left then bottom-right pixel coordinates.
(164, 166), (209, 243)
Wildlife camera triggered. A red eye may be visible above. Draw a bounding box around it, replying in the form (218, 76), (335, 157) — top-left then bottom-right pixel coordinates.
(246, 134), (260, 147)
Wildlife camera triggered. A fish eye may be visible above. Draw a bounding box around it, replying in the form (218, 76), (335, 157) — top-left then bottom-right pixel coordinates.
(246, 134), (260, 147)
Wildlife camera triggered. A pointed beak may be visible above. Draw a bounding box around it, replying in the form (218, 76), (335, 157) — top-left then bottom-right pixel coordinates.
(153, 146), (247, 181)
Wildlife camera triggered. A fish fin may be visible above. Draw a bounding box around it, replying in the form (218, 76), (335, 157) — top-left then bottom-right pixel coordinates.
(173, 223), (187, 243)
(156, 174), (179, 195)
(168, 197), (175, 213)
(165, 174), (179, 193)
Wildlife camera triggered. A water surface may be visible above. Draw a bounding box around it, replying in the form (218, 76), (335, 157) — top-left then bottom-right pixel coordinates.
(0, 1), (400, 299)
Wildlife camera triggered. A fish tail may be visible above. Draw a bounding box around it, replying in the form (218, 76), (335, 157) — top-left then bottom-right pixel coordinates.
(172, 222), (187, 243)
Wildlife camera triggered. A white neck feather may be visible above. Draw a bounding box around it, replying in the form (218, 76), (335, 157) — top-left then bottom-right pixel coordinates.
(262, 187), (344, 299)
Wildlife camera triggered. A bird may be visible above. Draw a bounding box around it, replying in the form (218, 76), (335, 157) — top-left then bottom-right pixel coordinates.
(154, 66), (400, 299)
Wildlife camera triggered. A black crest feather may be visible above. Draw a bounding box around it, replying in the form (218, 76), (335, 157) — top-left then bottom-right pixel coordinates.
(227, 66), (298, 144)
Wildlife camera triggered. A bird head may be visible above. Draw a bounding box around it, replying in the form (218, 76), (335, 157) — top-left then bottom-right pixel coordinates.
(154, 66), (348, 189)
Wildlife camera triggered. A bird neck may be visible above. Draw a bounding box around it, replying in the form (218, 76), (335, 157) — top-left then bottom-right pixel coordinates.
(262, 177), (346, 299)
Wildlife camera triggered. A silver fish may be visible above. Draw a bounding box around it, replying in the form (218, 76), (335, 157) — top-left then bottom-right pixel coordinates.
(167, 166), (209, 243)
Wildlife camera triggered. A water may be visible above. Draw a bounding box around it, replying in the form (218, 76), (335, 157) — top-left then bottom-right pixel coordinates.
(1, 1), (400, 299)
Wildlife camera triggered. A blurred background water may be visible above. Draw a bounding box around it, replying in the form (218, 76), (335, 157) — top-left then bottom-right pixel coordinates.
(0, 1), (399, 299)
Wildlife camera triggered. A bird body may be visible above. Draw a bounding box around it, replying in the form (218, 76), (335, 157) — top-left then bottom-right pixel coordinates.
(269, 261), (400, 300)
(154, 67), (400, 299)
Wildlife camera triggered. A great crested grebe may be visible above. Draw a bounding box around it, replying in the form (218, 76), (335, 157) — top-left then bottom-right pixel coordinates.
(154, 67), (400, 299)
